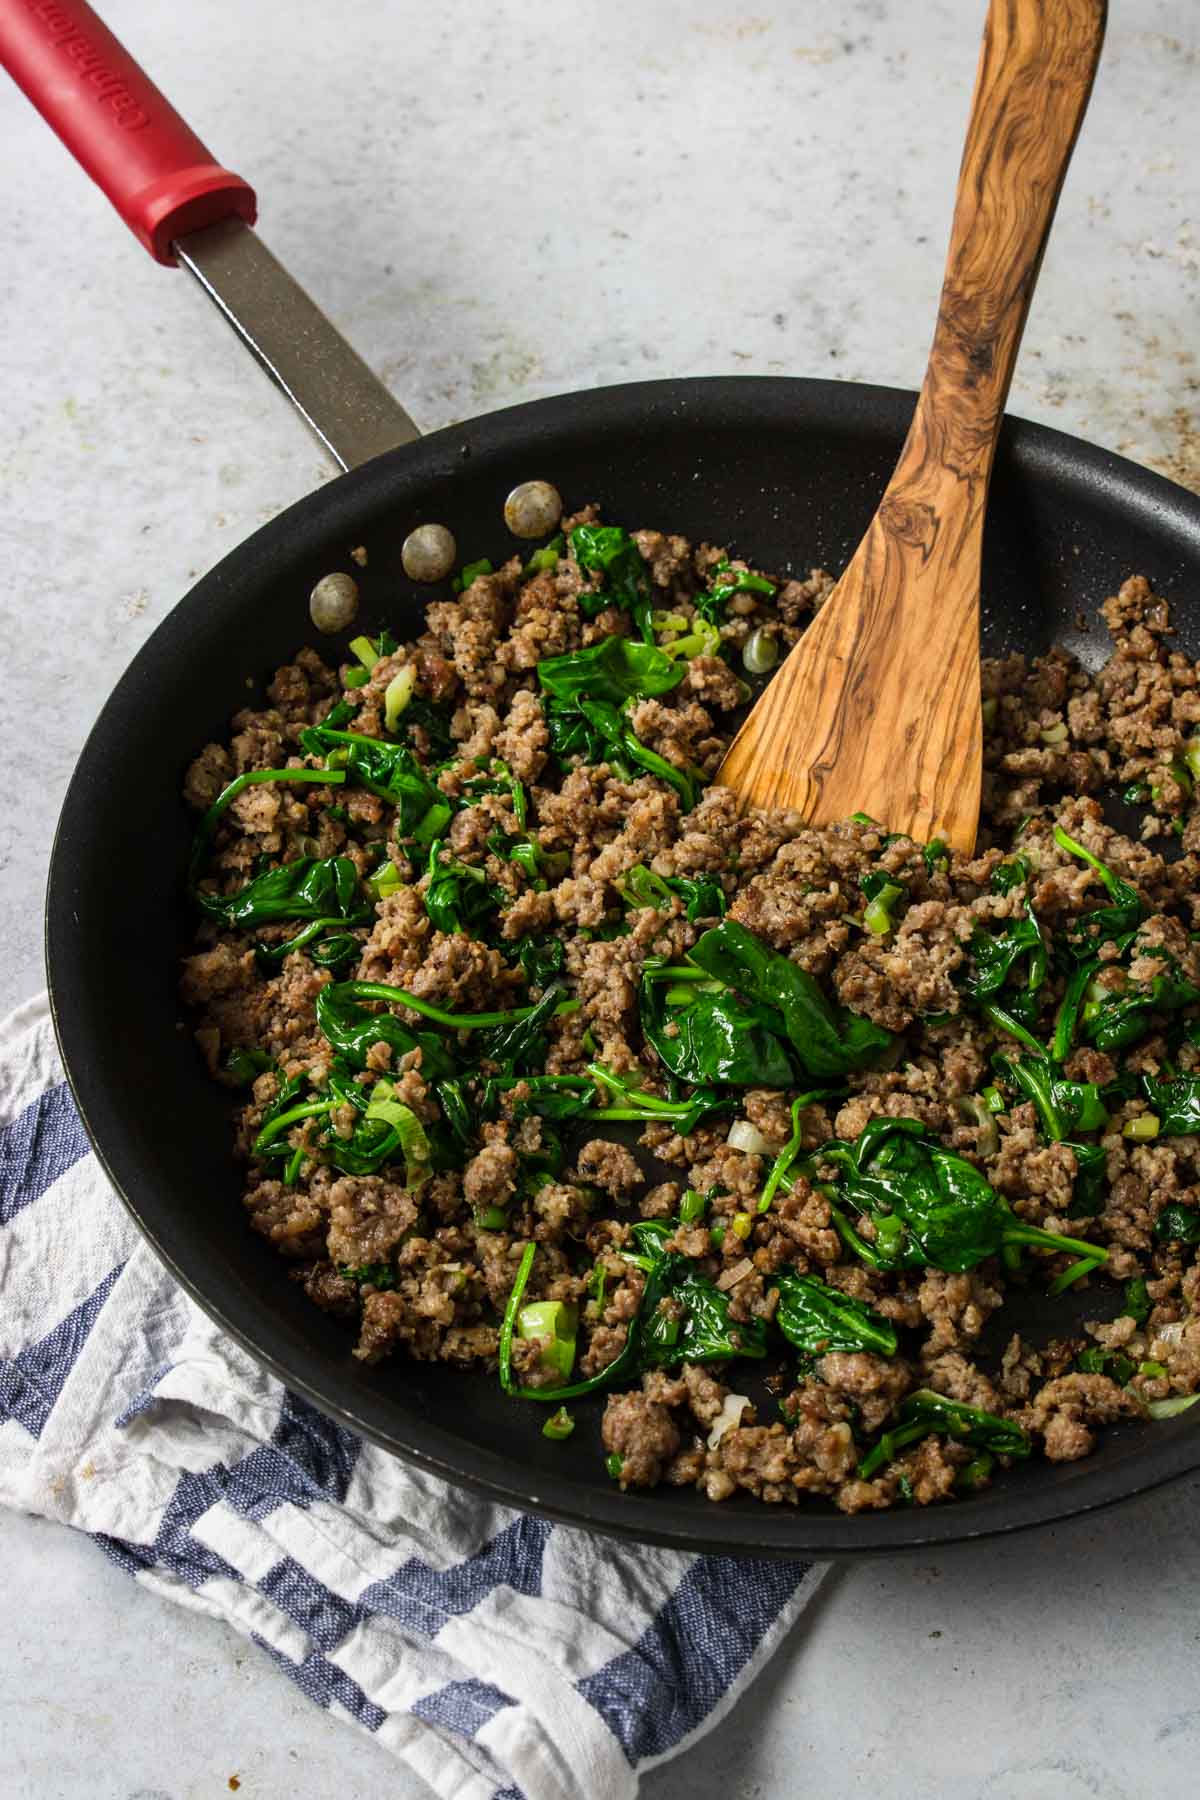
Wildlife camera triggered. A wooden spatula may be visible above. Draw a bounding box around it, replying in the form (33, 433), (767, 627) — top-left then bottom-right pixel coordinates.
(717, 0), (1107, 852)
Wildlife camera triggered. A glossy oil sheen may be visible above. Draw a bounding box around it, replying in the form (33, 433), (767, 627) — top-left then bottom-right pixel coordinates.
(45, 377), (1200, 1558)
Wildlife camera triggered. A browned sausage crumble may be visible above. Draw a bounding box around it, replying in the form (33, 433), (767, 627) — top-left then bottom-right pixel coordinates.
(181, 510), (1200, 1513)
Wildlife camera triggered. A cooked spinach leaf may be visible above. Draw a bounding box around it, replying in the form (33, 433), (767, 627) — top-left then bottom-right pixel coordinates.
(688, 919), (894, 1079)
(498, 1241), (765, 1403)
(640, 962), (796, 1088)
(695, 559), (775, 627)
(857, 1389), (1030, 1480)
(1154, 1204), (1200, 1244)
(992, 1055), (1108, 1141)
(577, 697), (700, 809)
(299, 725), (440, 832)
(821, 1117), (1108, 1275)
(517, 935), (566, 988)
(1141, 1073), (1200, 1137)
(1053, 824), (1144, 953)
(423, 841), (505, 935)
(773, 1270), (897, 1360)
(617, 863), (726, 921)
(569, 525), (655, 640)
(198, 856), (364, 931)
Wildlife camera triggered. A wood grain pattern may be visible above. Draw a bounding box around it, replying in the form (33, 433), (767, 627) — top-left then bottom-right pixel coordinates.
(717, 0), (1107, 851)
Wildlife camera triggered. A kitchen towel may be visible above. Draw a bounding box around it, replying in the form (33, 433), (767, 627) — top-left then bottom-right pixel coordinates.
(0, 994), (823, 1800)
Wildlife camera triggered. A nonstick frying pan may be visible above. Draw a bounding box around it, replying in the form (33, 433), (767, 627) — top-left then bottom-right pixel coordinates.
(10, 1), (1200, 1557)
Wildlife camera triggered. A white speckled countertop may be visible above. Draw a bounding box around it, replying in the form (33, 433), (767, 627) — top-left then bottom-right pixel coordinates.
(2, 1), (1199, 1795)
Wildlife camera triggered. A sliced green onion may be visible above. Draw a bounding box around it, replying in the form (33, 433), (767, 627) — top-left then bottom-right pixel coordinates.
(349, 634), (380, 673)
(525, 534), (564, 575)
(412, 799), (453, 844)
(474, 1205), (508, 1231)
(344, 667), (370, 689)
(730, 1211), (753, 1241)
(680, 1188), (707, 1223)
(1123, 1114), (1161, 1141)
(384, 665), (415, 732)
(1146, 1395), (1199, 1421)
(364, 1083), (432, 1189)
(518, 1299), (578, 1382)
(651, 609), (690, 634)
(955, 1094), (999, 1157)
(864, 881), (904, 936)
(190, 767), (346, 887)
(367, 862), (404, 902)
(661, 617), (722, 661)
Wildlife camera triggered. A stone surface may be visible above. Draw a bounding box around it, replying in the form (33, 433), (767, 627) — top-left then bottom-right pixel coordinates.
(2, 0), (1199, 1794)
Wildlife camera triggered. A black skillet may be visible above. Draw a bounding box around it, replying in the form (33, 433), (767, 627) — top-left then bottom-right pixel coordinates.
(10, 1), (1200, 1556)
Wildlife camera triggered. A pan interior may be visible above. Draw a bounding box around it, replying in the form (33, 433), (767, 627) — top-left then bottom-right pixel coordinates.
(46, 377), (1200, 1557)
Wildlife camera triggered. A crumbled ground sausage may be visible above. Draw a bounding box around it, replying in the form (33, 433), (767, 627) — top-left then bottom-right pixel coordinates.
(183, 525), (1200, 1513)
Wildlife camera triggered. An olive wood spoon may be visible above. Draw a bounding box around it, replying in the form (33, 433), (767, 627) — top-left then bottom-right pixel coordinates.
(717, 0), (1107, 852)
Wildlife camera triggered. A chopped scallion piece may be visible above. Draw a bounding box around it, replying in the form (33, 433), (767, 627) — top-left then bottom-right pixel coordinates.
(349, 634), (380, 672)
(526, 534), (564, 575)
(1146, 1395), (1200, 1421)
(517, 1299), (578, 1382)
(412, 800), (453, 844)
(863, 880), (904, 936)
(680, 1188), (707, 1224)
(384, 665), (416, 732)
(367, 862), (404, 901)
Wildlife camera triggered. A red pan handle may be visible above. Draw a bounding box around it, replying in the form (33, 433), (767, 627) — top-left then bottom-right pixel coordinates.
(0, 0), (255, 264)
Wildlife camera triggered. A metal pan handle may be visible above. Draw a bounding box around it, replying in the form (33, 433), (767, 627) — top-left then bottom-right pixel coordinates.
(0, 0), (420, 468)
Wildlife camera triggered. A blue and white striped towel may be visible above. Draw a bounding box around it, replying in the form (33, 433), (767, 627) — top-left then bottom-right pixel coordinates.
(0, 994), (823, 1800)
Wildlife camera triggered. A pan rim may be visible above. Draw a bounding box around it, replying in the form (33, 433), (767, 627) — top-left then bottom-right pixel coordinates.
(45, 373), (1200, 1558)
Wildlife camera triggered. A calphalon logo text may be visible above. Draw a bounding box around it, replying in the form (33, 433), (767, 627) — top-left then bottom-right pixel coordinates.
(25, 0), (151, 130)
